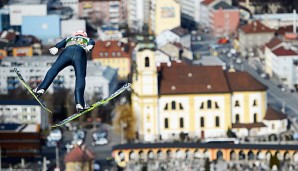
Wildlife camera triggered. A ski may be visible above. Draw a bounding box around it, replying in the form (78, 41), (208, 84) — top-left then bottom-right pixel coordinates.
(14, 68), (52, 113)
(52, 83), (131, 127)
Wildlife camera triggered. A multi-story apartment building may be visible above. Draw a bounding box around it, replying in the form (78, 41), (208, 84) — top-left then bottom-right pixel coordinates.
(180, 0), (203, 27)
(200, 0), (239, 37)
(0, 100), (48, 129)
(92, 40), (132, 80)
(78, 0), (126, 26)
(131, 45), (288, 142)
(0, 56), (118, 100)
(127, 0), (150, 32)
(149, 0), (180, 35)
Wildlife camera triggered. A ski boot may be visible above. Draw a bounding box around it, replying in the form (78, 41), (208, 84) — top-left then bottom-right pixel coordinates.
(32, 88), (45, 98)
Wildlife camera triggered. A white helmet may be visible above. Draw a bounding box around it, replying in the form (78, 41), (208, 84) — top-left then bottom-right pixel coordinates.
(72, 29), (87, 37)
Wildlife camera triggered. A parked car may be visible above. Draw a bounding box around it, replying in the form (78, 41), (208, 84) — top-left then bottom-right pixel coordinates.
(277, 84), (286, 92)
(236, 58), (242, 64)
(47, 129), (62, 142)
(92, 130), (108, 146)
(260, 73), (269, 80)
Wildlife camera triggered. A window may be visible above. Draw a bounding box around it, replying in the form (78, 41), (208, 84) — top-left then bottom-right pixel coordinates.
(105, 52), (108, 56)
(179, 103), (183, 110)
(112, 52), (116, 56)
(207, 100), (212, 109)
(200, 103), (204, 109)
(235, 100), (240, 107)
(235, 114), (240, 123)
(253, 100), (257, 106)
(165, 118), (169, 128)
(200, 117), (204, 127)
(164, 104), (168, 110)
(215, 116), (220, 127)
(215, 102), (219, 109)
(253, 113), (257, 123)
(145, 57), (150, 67)
(180, 118), (184, 128)
(147, 115), (150, 121)
(171, 101), (176, 110)
(100, 52), (103, 56)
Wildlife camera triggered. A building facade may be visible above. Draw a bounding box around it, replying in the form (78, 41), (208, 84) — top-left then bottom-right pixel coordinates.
(131, 47), (272, 142)
(78, 0), (126, 26)
(92, 40), (132, 80)
(239, 20), (275, 56)
(149, 0), (180, 35)
(0, 100), (48, 129)
(127, 0), (150, 32)
(264, 37), (298, 89)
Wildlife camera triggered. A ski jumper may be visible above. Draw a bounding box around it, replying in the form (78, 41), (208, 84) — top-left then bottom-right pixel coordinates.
(37, 36), (95, 106)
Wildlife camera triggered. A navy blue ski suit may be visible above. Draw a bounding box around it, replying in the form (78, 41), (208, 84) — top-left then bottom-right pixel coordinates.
(37, 36), (95, 106)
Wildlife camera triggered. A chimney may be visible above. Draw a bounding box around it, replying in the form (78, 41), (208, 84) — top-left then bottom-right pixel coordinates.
(105, 41), (111, 47)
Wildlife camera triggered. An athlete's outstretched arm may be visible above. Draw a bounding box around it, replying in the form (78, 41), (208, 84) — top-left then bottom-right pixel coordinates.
(55, 38), (67, 49)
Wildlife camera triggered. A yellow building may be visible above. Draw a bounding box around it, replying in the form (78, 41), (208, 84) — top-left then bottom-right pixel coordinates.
(64, 145), (94, 171)
(92, 40), (132, 80)
(132, 47), (269, 142)
(150, 0), (181, 35)
(12, 46), (33, 57)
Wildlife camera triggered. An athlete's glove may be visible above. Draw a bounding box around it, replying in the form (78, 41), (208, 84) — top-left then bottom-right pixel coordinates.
(86, 45), (94, 52)
(49, 47), (58, 55)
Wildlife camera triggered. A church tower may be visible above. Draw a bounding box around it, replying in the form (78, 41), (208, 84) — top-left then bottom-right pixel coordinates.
(131, 35), (159, 141)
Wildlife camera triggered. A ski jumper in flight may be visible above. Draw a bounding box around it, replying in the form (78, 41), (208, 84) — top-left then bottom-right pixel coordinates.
(33, 29), (95, 112)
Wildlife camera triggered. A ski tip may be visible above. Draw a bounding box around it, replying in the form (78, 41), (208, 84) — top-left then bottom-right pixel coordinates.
(51, 124), (59, 128)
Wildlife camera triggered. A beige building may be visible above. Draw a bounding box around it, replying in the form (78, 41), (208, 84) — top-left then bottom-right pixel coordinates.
(239, 20), (275, 57)
(64, 145), (95, 171)
(130, 46), (286, 142)
(149, 0), (181, 35)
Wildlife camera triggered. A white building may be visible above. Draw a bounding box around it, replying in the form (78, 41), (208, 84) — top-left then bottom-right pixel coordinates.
(180, 0), (203, 24)
(254, 12), (298, 29)
(127, 0), (150, 32)
(0, 56), (118, 100)
(0, 99), (48, 130)
(61, 19), (86, 38)
(7, 0), (47, 26)
(264, 37), (298, 89)
(156, 27), (191, 49)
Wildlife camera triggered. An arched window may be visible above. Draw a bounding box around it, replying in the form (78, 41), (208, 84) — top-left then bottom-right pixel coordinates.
(253, 100), (257, 106)
(215, 102), (219, 109)
(235, 114), (240, 123)
(145, 57), (150, 67)
(200, 102), (204, 109)
(235, 100), (240, 107)
(215, 116), (220, 127)
(253, 113), (257, 123)
(179, 103), (183, 110)
(165, 118), (169, 128)
(180, 117), (184, 128)
(207, 100), (212, 109)
(200, 117), (205, 127)
(164, 103), (168, 110)
(171, 101), (176, 110)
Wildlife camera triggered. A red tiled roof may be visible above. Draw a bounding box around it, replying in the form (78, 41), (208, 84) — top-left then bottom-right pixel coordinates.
(232, 122), (267, 129)
(276, 25), (294, 35)
(64, 145), (95, 163)
(240, 20), (275, 33)
(225, 71), (267, 91)
(92, 40), (132, 59)
(264, 106), (287, 120)
(272, 46), (298, 56)
(159, 64), (230, 95)
(201, 0), (214, 5)
(265, 37), (282, 49)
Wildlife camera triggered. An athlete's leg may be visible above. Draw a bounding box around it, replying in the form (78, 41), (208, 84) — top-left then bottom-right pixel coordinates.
(72, 48), (87, 107)
(38, 51), (72, 91)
